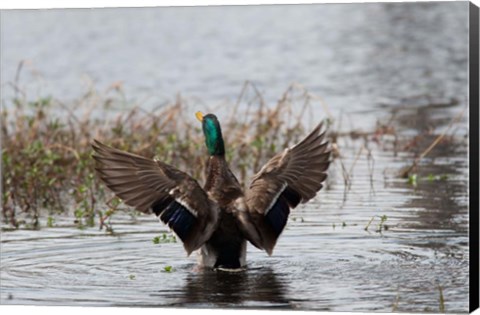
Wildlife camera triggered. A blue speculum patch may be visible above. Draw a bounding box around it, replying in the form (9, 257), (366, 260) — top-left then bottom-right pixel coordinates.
(266, 196), (291, 236)
(160, 201), (196, 241)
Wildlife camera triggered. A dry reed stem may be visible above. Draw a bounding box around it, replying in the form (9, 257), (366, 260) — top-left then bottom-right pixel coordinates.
(2, 77), (334, 229)
(399, 105), (467, 178)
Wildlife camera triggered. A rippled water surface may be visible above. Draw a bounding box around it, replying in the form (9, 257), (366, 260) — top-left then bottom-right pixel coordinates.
(1, 120), (470, 311)
(0, 2), (470, 313)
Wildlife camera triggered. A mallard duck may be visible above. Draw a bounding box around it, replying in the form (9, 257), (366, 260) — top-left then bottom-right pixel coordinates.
(92, 112), (330, 269)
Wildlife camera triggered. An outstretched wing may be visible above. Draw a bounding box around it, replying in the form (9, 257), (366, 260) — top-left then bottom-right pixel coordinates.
(92, 140), (218, 255)
(237, 122), (330, 255)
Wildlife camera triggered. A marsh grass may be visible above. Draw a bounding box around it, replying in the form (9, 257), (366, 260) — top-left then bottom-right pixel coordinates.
(1, 78), (329, 230)
(2, 64), (466, 232)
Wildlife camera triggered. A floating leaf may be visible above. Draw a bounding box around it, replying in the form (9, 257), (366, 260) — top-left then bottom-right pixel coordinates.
(407, 174), (418, 187)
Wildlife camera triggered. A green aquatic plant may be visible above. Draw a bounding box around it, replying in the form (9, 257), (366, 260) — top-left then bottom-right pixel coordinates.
(47, 216), (55, 228)
(163, 266), (173, 273)
(376, 215), (388, 233)
(407, 174), (418, 187)
(425, 174), (449, 182)
(152, 233), (177, 245)
(364, 214), (388, 233)
(407, 173), (450, 187)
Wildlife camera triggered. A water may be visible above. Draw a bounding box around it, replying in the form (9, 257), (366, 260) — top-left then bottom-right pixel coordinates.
(0, 2), (470, 313)
(0, 114), (470, 311)
(2, 3), (468, 112)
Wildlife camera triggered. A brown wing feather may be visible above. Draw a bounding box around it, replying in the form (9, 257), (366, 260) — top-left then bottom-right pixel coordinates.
(238, 122), (330, 254)
(92, 140), (218, 255)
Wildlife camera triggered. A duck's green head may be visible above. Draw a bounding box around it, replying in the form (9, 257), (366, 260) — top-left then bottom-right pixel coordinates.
(196, 112), (225, 156)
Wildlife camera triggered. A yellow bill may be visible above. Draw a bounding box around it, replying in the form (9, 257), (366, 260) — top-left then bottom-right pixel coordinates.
(195, 111), (204, 122)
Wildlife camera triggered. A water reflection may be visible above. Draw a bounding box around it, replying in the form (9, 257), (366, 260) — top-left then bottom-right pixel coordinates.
(387, 104), (469, 243)
(158, 267), (290, 308)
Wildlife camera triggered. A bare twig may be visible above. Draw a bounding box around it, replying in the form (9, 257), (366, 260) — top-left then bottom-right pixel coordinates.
(400, 106), (467, 178)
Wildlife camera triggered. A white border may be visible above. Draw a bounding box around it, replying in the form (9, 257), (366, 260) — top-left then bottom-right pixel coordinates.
(0, 0), (475, 10)
(0, 1), (478, 315)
